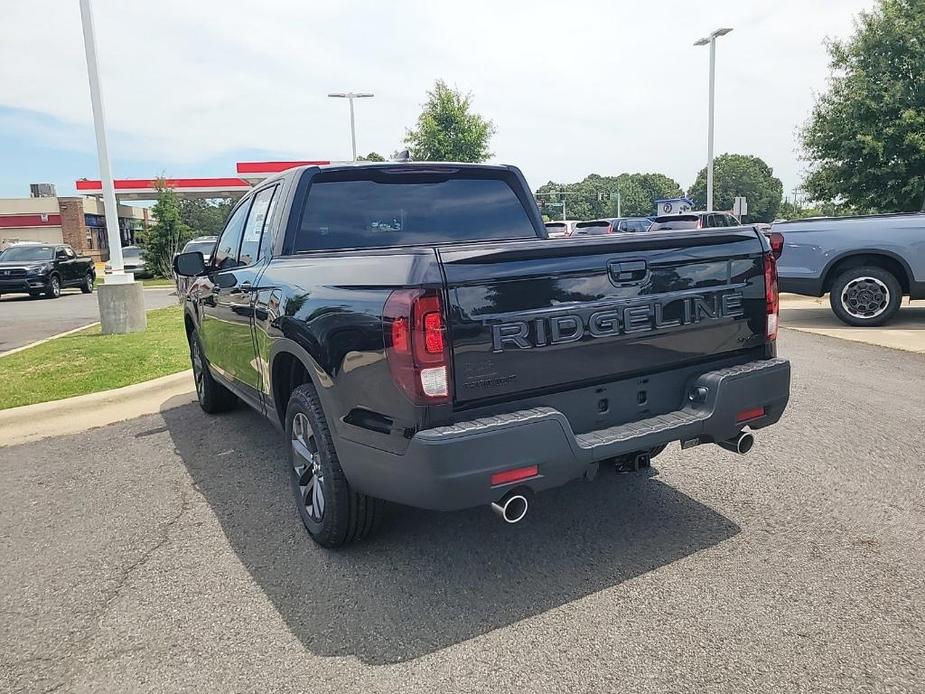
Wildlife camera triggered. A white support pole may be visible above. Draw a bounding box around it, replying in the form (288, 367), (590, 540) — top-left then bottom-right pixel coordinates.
(706, 37), (716, 213)
(348, 96), (358, 161)
(79, 0), (130, 284)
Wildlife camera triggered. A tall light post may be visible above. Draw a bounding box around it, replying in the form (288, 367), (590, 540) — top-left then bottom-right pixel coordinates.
(79, 0), (145, 334)
(694, 27), (733, 212)
(328, 92), (374, 161)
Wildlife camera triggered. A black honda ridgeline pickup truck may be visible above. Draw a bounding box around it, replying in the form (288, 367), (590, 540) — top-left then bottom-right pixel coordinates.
(174, 163), (791, 547)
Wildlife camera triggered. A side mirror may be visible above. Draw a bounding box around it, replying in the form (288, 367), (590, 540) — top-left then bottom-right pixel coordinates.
(173, 251), (206, 277)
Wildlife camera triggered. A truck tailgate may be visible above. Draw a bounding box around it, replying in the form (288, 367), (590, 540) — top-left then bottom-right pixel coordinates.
(440, 229), (769, 406)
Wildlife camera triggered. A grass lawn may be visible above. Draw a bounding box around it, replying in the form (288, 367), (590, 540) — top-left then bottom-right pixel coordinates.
(0, 305), (190, 410)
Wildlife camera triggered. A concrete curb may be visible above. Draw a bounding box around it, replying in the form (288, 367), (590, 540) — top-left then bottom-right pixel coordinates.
(0, 370), (196, 448)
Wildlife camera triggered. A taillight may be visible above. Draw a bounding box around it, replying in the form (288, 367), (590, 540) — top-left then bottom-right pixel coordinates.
(383, 289), (450, 403)
(764, 251), (779, 341)
(767, 231), (784, 259)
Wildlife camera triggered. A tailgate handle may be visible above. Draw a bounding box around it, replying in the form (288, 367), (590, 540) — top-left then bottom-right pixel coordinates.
(608, 260), (648, 283)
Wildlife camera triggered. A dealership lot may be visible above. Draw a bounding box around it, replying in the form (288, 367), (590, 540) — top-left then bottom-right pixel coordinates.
(1, 328), (922, 693)
(0, 288), (176, 354)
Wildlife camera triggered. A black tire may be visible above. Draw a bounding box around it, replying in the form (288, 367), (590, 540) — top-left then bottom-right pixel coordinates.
(43, 274), (61, 299)
(189, 328), (237, 414)
(286, 383), (384, 547)
(80, 273), (94, 294)
(829, 266), (902, 327)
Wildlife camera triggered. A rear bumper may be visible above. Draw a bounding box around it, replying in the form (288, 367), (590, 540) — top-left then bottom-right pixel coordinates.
(336, 358), (791, 511)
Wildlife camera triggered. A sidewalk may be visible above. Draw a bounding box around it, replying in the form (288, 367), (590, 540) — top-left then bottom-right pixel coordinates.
(0, 370), (195, 448)
(780, 294), (925, 354)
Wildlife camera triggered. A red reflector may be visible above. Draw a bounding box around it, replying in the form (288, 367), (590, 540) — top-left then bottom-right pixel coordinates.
(391, 316), (410, 353)
(423, 311), (444, 353)
(490, 465), (539, 486)
(736, 407), (765, 423)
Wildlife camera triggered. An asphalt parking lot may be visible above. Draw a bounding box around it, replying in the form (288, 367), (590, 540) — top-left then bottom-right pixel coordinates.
(0, 288), (177, 354)
(1, 327), (923, 693)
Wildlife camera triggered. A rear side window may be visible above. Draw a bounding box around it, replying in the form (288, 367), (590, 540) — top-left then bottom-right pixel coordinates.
(293, 171), (537, 252)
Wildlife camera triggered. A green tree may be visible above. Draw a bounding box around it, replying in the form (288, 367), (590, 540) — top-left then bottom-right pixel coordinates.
(178, 198), (234, 237)
(358, 151), (385, 162)
(535, 172), (683, 220)
(404, 80), (496, 162)
(141, 183), (194, 278)
(801, 0), (925, 212)
(688, 154), (783, 222)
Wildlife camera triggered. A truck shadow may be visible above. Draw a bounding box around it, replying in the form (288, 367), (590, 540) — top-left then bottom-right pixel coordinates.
(162, 402), (739, 665)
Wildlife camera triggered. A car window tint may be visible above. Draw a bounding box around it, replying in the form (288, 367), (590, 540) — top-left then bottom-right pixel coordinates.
(239, 186), (277, 265)
(294, 172), (536, 252)
(213, 200), (251, 270)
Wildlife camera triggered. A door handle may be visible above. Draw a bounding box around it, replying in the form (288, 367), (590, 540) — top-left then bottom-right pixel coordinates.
(238, 281), (253, 294)
(608, 260), (648, 284)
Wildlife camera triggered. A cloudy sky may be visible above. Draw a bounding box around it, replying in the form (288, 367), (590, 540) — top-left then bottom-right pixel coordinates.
(0, 0), (875, 199)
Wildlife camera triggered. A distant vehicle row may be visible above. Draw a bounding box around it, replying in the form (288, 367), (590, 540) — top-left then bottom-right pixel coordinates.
(544, 211), (741, 238)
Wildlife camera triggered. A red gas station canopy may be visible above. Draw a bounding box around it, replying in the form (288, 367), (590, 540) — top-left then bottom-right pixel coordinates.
(75, 176), (252, 200)
(76, 161), (335, 199)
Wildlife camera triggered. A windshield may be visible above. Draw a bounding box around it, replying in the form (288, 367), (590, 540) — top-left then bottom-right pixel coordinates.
(121, 247), (142, 259)
(0, 245), (55, 261)
(183, 241), (216, 256)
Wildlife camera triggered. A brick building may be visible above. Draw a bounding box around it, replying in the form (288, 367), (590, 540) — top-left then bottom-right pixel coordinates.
(0, 192), (150, 262)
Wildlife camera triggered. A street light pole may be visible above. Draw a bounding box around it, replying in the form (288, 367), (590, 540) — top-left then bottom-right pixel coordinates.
(328, 92), (374, 161)
(694, 27), (733, 213)
(78, 0), (128, 283)
(79, 0), (145, 335)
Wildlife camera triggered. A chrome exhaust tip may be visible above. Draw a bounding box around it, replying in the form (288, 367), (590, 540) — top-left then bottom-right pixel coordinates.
(491, 493), (529, 524)
(716, 431), (755, 455)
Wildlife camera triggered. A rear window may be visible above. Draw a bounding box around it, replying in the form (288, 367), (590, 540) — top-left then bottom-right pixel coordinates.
(293, 170), (537, 252)
(183, 241), (216, 256)
(650, 215), (700, 230)
(545, 222), (566, 229)
(573, 221), (612, 235)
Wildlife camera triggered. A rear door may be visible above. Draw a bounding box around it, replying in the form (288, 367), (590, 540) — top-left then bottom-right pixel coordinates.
(441, 229), (769, 406)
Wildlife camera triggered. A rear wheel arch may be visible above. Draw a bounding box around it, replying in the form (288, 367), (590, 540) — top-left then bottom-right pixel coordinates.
(822, 252), (911, 295)
(270, 344), (324, 427)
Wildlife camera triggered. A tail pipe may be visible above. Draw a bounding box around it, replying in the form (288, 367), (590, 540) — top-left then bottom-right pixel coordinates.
(491, 489), (530, 524)
(716, 431), (755, 455)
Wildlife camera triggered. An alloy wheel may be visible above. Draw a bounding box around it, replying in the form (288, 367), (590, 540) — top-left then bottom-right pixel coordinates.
(841, 276), (889, 319)
(291, 412), (325, 522)
(191, 340), (205, 401)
